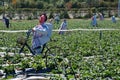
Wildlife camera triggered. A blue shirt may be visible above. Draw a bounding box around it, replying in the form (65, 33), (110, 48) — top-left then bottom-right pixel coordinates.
(92, 15), (97, 26)
(58, 20), (67, 34)
(111, 16), (116, 23)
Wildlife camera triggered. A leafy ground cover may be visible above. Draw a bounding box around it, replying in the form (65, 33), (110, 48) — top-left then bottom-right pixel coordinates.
(0, 19), (120, 79)
(0, 19), (120, 30)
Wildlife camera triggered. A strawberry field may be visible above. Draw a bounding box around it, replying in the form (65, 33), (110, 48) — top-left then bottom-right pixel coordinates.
(0, 19), (120, 79)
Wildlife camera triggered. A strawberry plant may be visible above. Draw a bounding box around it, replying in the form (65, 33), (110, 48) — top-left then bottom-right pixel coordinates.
(0, 19), (120, 79)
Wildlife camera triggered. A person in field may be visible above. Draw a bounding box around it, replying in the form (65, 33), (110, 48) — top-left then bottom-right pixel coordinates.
(91, 13), (97, 27)
(58, 19), (67, 35)
(32, 13), (53, 55)
(3, 16), (10, 28)
(99, 13), (104, 20)
(111, 15), (116, 23)
(54, 13), (60, 24)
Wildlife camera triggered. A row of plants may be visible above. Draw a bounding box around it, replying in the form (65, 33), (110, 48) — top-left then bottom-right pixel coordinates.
(0, 19), (120, 79)
(0, 19), (120, 30)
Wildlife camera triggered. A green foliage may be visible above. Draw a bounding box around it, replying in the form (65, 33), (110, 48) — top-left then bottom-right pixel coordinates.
(49, 12), (54, 19)
(60, 11), (70, 19)
(0, 19), (120, 79)
(36, 1), (44, 9)
(91, 7), (97, 13)
(2, 0), (118, 9)
(27, 16), (32, 20)
(30, 55), (46, 71)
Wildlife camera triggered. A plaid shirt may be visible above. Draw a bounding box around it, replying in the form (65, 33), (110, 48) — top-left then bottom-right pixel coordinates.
(32, 23), (53, 49)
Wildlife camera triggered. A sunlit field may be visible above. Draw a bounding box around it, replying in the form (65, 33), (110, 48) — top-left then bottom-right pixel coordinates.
(0, 18), (120, 30)
(0, 19), (120, 79)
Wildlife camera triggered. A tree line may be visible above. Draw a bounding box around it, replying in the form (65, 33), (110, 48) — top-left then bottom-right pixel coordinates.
(0, 0), (118, 19)
(0, 0), (118, 9)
